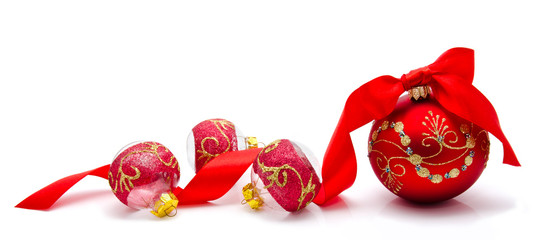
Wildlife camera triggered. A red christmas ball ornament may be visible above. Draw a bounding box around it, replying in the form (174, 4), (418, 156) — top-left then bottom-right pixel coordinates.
(187, 118), (258, 173)
(314, 48), (519, 206)
(108, 141), (180, 216)
(243, 139), (321, 212)
(368, 94), (490, 203)
(187, 119), (240, 172)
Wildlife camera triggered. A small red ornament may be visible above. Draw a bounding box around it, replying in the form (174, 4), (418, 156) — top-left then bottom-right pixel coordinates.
(244, 139), (321, 212)
(108, 141), (180, 214)
(368, 95), (489, 202)
(187, 119), (240, 173)
(187, 118), (259, 173)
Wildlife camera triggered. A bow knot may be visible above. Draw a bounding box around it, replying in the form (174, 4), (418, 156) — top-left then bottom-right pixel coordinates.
(401, 66), (432, 91)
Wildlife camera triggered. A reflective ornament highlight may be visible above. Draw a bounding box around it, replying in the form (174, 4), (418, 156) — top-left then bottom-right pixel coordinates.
(244, 139), (321, 212)
(108, 141), (180, 217)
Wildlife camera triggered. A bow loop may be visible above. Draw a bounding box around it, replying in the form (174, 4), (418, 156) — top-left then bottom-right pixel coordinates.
(401, 66), (432, 91)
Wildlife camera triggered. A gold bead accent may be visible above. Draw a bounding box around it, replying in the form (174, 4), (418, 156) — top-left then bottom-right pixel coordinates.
(430, 174), (443, 184)
(465, 156), (473, 166)
(417, 167), (430, 178)
(394, 122), (404, 133)
(381, 121), (389, 130)
(372, 131), (379, 141)
(449, 168), (460, 178)
(401, 135), (411, 146)
(466, 137), (476, 149)
(409, 154), (422, 165)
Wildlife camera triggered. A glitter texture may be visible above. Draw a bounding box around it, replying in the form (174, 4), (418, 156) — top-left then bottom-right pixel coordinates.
(253, 139), (321, 212)
(192, 119), (238, 172)
(108, 142), (180, 208)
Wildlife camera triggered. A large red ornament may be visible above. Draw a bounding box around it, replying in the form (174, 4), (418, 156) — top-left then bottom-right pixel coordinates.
(108, 141), (180, 211)
(314, 48), (519, 206)
(368, 95), (489, 202)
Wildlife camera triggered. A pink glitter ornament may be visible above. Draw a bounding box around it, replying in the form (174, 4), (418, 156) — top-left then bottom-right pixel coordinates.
(187, 119), (257, 173)
(244, 139), (321, 212)
(108, 141), (180, 216)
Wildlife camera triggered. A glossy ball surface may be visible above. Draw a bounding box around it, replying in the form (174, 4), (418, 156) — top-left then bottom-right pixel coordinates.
(368, 96), (490, 203)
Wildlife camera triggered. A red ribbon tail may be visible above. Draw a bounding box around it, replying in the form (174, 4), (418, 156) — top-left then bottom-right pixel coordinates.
(314, 119), (357, 204)
(432, 76), (520, 166)
(315, 76), (404, 205)
(176, 148), (261, 205)
(15, 164), (110, 210)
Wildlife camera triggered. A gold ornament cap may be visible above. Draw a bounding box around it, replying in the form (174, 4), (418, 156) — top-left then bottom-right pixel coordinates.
(245, 137), (259, 149)
(241, 183), (263, 209)
(408, 85), (431, 100)
(151, 193), (179, 217)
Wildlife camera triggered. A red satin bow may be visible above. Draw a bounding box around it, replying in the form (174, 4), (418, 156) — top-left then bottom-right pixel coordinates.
(15, 148), (260, 210)
(313, 47), (520, 205)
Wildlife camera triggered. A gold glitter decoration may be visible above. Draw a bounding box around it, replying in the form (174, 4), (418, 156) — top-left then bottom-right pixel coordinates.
(369, 110), (490, 194)
(197, 119), (235, 166)
(417, 167), (430, 178)
(449, 168), (460, 178)
(465, 156), (473, 166)
(466, 137), (476, 148)
(394, 122), (404, 132)
(109, 166), (141, 194)
(264, 139), (281, 153)
(256, 140), (318, 211)
(372, 131), (379, 141)
(381, 121), (389, 130)
(409, 154), (422, 165)
(430, 174), (443, 184)
(109, 142), (177, 194)
(401, 135), (411, 146)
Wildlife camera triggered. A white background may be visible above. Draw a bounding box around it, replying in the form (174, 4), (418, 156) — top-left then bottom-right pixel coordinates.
(1, 1), (541, 239)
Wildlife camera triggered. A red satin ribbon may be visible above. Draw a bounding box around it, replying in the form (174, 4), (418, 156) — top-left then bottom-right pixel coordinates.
(174, 148), (261, 204)
(15, 164), (110, 210)
(15, 148), (261, 210)
(313, 47), (520, 205)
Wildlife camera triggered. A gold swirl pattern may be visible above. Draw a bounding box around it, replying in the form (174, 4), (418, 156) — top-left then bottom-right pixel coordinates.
(369, 111), (489, 194)
(256, 140), (318, 211)
(109, 142), (178, 194)
(197, 119), (235, 166)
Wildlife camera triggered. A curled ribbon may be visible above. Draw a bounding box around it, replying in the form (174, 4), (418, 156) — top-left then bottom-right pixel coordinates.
(15, 148), (261, 210)
(313, 47), (520, 205)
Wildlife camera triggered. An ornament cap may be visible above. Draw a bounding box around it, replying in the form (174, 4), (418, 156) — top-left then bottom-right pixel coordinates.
(245, 137), (259, 149)
(151, 193), (178, 217)
(241, 183), (263, 209)
(408, 86), (431, 101)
